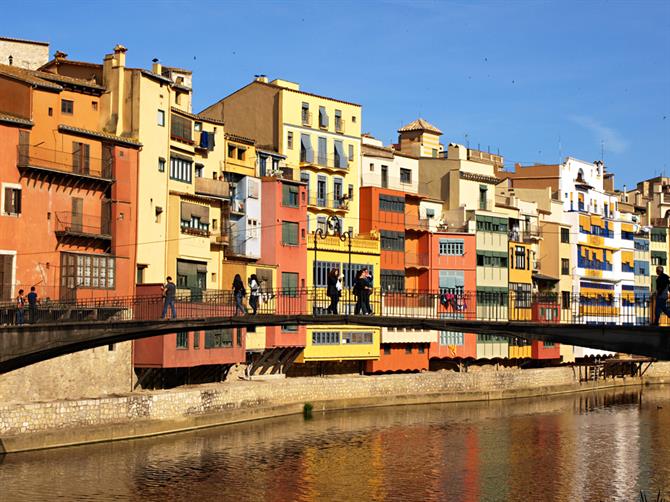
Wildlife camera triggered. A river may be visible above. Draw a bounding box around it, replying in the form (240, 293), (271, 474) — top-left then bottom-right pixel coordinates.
(2, 385), (670, 501)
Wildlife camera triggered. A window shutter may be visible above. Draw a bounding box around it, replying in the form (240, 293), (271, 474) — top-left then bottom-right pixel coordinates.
(4, 188), (12, 214)
(301, 134), (314, 163)
(15, 189), (21, 215)
(83, 144), (90, 173)
(72, 142), (81, 172)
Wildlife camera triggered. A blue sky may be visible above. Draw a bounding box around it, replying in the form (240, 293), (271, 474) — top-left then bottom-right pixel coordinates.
(5, 0), (669, 188)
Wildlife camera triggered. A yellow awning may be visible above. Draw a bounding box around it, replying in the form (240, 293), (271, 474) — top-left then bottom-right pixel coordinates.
(591, 215), (603, 227)
(579, 215), (590, 229)
(621, 250), (634, 265)
(622, 222), (634, 233)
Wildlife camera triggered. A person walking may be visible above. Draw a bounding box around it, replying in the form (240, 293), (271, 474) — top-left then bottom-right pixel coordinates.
(354, 270), (371, 315)
(248, 274), (260, 315)
(363, 267), (373, 315)
(27, 286), (38, 324)
(233, 274), (247, 315)
(16, 289), (25, 326)
(653, 266), (670, 325)
(161, 276), (177, 319)
(326, 268), (341, 314)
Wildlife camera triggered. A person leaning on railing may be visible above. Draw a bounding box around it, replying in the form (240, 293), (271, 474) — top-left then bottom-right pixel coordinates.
(653, 266), (670, 325)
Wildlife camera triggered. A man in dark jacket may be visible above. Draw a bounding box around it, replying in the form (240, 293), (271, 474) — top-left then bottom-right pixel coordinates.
(653, 266), (670, 325)
(161, 276), (177, 319)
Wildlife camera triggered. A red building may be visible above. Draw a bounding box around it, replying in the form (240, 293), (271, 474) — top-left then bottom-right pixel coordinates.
(0, 64), (139, 304)
(428, 231), (478, 360)
(260, 173), (308, 348)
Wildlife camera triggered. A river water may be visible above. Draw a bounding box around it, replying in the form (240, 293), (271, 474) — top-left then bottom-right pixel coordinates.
(2, 385), (670, 501)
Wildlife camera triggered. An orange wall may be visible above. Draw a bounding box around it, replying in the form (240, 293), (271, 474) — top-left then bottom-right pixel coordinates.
(430, 232), (477, 293)
(360, 186), (406, 271)
(0, 78), (31, 119)
(365, 343), (429, 373)
(430, 332), (477, 359)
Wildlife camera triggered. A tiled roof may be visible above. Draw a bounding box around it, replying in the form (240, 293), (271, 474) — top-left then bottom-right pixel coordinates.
(40, 59), (102, 71)
(0, 112), (32, 127)
(0, 35), (49, 46)
(225, 132), (255, 145)
(0, 63), (62, 90)
(163, 66), (192, 75)
(171, 106), (225, 126)
(36, 70), (104, 91)
(230, 80), (361, 108)
(362, 143), (394, 159)
(58, 125), (142, 148)
(398, 118), (442, 135)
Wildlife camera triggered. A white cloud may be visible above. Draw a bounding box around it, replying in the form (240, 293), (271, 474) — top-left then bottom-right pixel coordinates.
(568, 115), (629, 155)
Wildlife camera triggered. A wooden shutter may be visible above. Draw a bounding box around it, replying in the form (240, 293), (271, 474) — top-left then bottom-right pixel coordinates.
(101, 199), (112, 235)
(0, 254), (13, 301)
(82, 144), (90, 174)
(4, 187), (12, 214)
(72, 142), (81, 173)
(71, 197), (83, 232)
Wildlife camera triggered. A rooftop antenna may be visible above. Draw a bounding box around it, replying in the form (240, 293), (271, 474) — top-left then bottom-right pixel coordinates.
(464, 133), (470, 148)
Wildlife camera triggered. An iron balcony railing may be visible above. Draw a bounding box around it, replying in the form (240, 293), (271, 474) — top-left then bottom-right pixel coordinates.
(307, 194), (350, 210)
(54, 211), (112, 238)
(0, 289), (658, 328)
(17, 145), (113, 180)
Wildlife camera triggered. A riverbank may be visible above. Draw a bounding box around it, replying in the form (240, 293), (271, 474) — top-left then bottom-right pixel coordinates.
(3, 362), (670, 453)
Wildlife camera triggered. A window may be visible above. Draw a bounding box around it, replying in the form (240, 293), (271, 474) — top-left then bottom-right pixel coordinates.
(335, 109), (343, 131)
(204, 329), (233, 348)
(300, 134), (314, 163)
(170, 156), (193, 183)
(342, 332), (373, 344)
(380, 230), (405, 251)
(476, 216), (508, 233)
(400, 168), (412, 184)
(194, 121), (202, 132)
(432, 148), (437, 158)
(60, 252), (115, 290)
(381, 269), (404, 291)
(383, 346), (391, 355)
(237, 147), (246, 160)
(61, 99), (74, 114)
(439, 239), (463, 256)
(510, 282), (531, 308)
(193, 332), (200, 349)
(652, 228), (667, 242)
(352, 115), (357, 123)
(334, 140), (347, 168)
(317, 137), (327, 165)
(440, 331), (464, 345)
(136, 265), (146, 284)
(302, 102), (310, 125)
(3, 186), (21, 215)
(333, 178), (343, 207)
(282, 221), (299, 245)
(369, 162), (374, 172)
(287, 131), (294, 149)
(282, 272), (298, 296)
(379, 194), (404, 213)
(561, 227), (570, 243)
(171, 114), (192, 141)
(439, 270), (464, 295)
(72, 142), (90, 174)
(157, 109), (165, 126)
(195, 164), (204, 178)
(405, 345), (413, 354)
(228, 144), (235, 158)
(426, 208), (435, 219)
(317, 175), (327, 206)
(319, 106), (328, 128)
(348, 144), (354, 161)
(312, 331), (340, 345)
(158, 157), (166, 172)
(514, 246), (526, 269)
(313, 261), (340, 287)
(92, 101), (98, 111)
(561, 258), (570, 275)
(176, 331), (189, 349)
(282, 184), (299, 207)
(479, 185), (488, 210)
(476, 252), (508, 268)
(561, 291), (571, 310)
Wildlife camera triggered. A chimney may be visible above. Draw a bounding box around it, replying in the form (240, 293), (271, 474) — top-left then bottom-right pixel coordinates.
(113, 44), (127, 68)
(152, 58), (162, 75)
(101, 45), (127, 135)
(54, 50), (68, 60)
(254, 74), (269, 83)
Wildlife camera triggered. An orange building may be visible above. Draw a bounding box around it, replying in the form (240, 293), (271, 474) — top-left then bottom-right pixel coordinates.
(0, 64), (140, 303)
(429, 231), (478, 359)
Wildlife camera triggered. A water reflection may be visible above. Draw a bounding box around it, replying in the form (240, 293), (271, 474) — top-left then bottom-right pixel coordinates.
(2, 387), (670, 501)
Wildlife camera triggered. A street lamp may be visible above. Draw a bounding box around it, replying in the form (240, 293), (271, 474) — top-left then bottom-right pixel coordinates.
(313, 215), (352, 314)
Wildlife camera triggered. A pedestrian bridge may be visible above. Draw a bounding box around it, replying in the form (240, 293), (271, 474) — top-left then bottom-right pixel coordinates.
(0, 289), (668, 373)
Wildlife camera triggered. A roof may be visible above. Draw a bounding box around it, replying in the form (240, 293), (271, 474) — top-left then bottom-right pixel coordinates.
(398, 118), (442, 135)
(163, 66), (192, 75)
(171, 106), (225, 126)
(225, 132), (255, 145)
(362, 143), (394, 159)
(0, 63), (103, 92)
(0, 35), (49, 47)
(0, 63), (62, 90)
(58, 124), (142, 148)
(0, 112), (32, 127)
(40, 59), (102, 71)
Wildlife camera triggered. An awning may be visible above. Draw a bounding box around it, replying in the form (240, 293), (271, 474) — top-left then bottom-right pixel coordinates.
(181, 201), (210, 224)
(532, 273), (559, 283)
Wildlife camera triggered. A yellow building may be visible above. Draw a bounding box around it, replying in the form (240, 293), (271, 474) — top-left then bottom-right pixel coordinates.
(201, 77), (381, 363)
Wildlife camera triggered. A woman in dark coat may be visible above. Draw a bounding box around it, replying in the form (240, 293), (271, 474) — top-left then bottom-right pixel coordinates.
(326, 268), (341, 314)
(232, 274), (246, 315)
(354, 270), (371, 315)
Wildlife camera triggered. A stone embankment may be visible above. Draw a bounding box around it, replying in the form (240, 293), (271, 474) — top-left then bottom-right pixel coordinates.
(3, 362), (670, 453)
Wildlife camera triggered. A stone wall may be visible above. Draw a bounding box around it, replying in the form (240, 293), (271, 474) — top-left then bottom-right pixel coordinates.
(0, 39), (49, 70)
(3, 362), (670, 452)
(0, 341), (133, 404)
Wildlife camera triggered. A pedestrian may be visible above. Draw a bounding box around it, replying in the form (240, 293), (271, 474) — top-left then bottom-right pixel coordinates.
(363, 267), (373, 315)
(27, 286), (38, 324)
(233, 274), (246, 315)
(161, 276), (177, 319)
(354, 270), (371, 315)
(16, 289), (25, 326)
(248, 274), (260, 315)
(653, 266), (670, 325)
(326, 268), (341, 314)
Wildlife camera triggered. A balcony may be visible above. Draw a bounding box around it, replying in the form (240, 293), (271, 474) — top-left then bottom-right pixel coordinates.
(508, 225), (541, 242)
(195, 177), (229, 199)
(300, 153), (350, 173)
(17, 145), (113, 183)
(180, 226), (210, 238)
(210, 232), (229, 246)
(405, 253), (429, 269)
(301, 111), (312, 127)
(307, 194), (349, 212)
(405, 216), (430, 232)
(54, 212), (111, 244)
